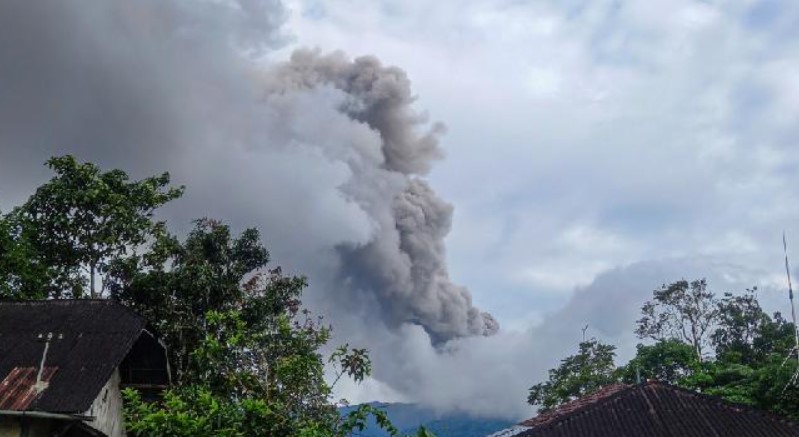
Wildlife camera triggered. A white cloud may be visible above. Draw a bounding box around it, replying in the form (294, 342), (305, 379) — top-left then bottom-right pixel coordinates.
(280, 0), (799, 414)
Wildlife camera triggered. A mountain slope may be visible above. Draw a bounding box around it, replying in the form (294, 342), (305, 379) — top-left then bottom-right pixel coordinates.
(339, 403), (515, 437)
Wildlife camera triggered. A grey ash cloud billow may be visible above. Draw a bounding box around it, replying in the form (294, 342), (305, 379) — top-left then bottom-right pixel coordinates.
(342, 177), (499, 342)
(0, 1), (495, 346)
(269, 49), (445, 175)
(268, 50), (498, 342)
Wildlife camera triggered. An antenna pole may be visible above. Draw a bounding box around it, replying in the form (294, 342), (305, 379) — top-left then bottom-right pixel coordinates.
(784, 232), (799, 367)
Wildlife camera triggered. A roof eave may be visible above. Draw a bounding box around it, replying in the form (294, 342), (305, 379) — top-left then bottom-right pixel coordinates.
(0, 409), (95, 422)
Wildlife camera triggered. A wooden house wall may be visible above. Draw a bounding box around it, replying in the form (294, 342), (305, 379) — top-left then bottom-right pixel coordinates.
(84, 368), (126, 437)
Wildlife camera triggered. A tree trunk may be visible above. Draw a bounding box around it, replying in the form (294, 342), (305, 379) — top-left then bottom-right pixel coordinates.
(691, 326), (701, 362)
(90, 263), (96, 299)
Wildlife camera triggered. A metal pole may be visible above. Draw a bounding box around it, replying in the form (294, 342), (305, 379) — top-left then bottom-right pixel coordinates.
(783, 232), (799, 366)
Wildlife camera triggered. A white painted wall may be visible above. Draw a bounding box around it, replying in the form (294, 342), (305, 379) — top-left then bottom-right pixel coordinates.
(0, 366), (129, 436)
(84, 368), (126, 437)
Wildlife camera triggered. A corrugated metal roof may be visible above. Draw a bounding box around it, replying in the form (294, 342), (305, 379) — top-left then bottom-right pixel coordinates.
(0, 300), (146, 413)
(516, 382), (799, 436)
(520, 384), (630, 429)
(0, 366), (57, 410)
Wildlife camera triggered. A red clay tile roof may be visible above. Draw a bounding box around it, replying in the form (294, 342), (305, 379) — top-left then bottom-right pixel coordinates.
(0, 300), (147, 413)
(517, 381), (799, 436)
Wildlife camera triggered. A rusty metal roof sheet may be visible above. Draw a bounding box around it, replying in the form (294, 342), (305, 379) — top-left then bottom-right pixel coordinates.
(0, 366), (57, 410)
(0, 300), (146, 413)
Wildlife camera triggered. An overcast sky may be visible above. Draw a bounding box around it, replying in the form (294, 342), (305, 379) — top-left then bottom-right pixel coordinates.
(274, 0), (799, 326)
(2, 0), (799, 419)
(282, 0), (799, 412)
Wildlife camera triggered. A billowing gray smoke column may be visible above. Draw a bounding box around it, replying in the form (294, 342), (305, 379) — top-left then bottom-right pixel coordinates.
(340, 178), (499, 342)
(268, 50), (499, 342)
(270, 50), (444, 175)
(0, 2), (496, 344)
(390, 179), (500, 340)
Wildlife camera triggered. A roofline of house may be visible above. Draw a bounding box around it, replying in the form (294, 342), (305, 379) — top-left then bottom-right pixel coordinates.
(0, 409), (95, 422)
(519, 381), (799, 436)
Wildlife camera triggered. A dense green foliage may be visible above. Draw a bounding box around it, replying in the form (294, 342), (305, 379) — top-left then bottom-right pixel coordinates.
(112, 218), (367, 435)
(1, 155), (183, 298)
(620, 339), (699, 385)
(527, 340), (618, 412)
(528, 279), (799, 421)
(0, 156), (431, 436)
(635, 279), (718, 361)
(0, 213), (49, 299)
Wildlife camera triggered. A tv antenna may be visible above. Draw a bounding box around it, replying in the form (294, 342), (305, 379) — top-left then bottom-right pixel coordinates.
(781, 232), (799, 389)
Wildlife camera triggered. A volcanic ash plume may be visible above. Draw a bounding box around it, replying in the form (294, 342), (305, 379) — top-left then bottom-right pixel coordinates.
(0, 1), (495, 345)
(268, 50), (498, 342)
(388, 179), (499, 341)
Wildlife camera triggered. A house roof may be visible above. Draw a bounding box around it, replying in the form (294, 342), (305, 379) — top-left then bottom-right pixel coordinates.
(513, 382), (799, 437)
(0, 299), (147, 413)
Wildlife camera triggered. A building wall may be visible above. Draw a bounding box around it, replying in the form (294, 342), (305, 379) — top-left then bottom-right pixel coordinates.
(0, 417), (19, 437)
(84, 367), (126, 437)
(0, 367), (128, 437)
(0, 417), (54, 437)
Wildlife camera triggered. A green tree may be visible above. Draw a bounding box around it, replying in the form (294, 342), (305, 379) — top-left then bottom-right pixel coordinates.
(1, 157), (422, 436)
(636, 279), (719, 361)
(712, 289), (775, 365)
(685, 299), (799, 415)
(124, 388), (435, 437)
(112, 219), (401, 435)
(111, 220), (329, 400)
(621, 339), (700, 385)
(747, 358), (799, 421)
(109, 219), (272, 386)
(527, 339), (619, 412)
(7, 155), (183, 298)
(751, 311), (797, 361)
(123, 386), (288, 436)
(0, 214), (49, 299)
(528, 279), (799, 423)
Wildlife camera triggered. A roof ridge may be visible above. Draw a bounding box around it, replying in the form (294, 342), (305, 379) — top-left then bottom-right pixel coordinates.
(1, 298), (121, 303)
(105, 298), (147, 324)
(643, 381), (799, 428)
(0, 298), (122, 306)
(520, 383), (634, 429)
(0, 298), (145, 323)
(516, 381), (799, 436)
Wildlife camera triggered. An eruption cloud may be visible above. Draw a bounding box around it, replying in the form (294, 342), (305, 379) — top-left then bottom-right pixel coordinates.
(268, 50), (499, 342)
(0, 1), (496, 346)
(3, 0), (787, 419)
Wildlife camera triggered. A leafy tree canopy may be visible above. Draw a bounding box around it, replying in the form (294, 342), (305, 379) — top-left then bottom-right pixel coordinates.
(4, 155), (184, 298)
(527, 339), (618, 412)
(636, 279), (718, 361)
(528, 278), (799, 421)
(0, 156), (428, 437)
(620, 339), (699, 385)
(0, 213), (50, 299)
